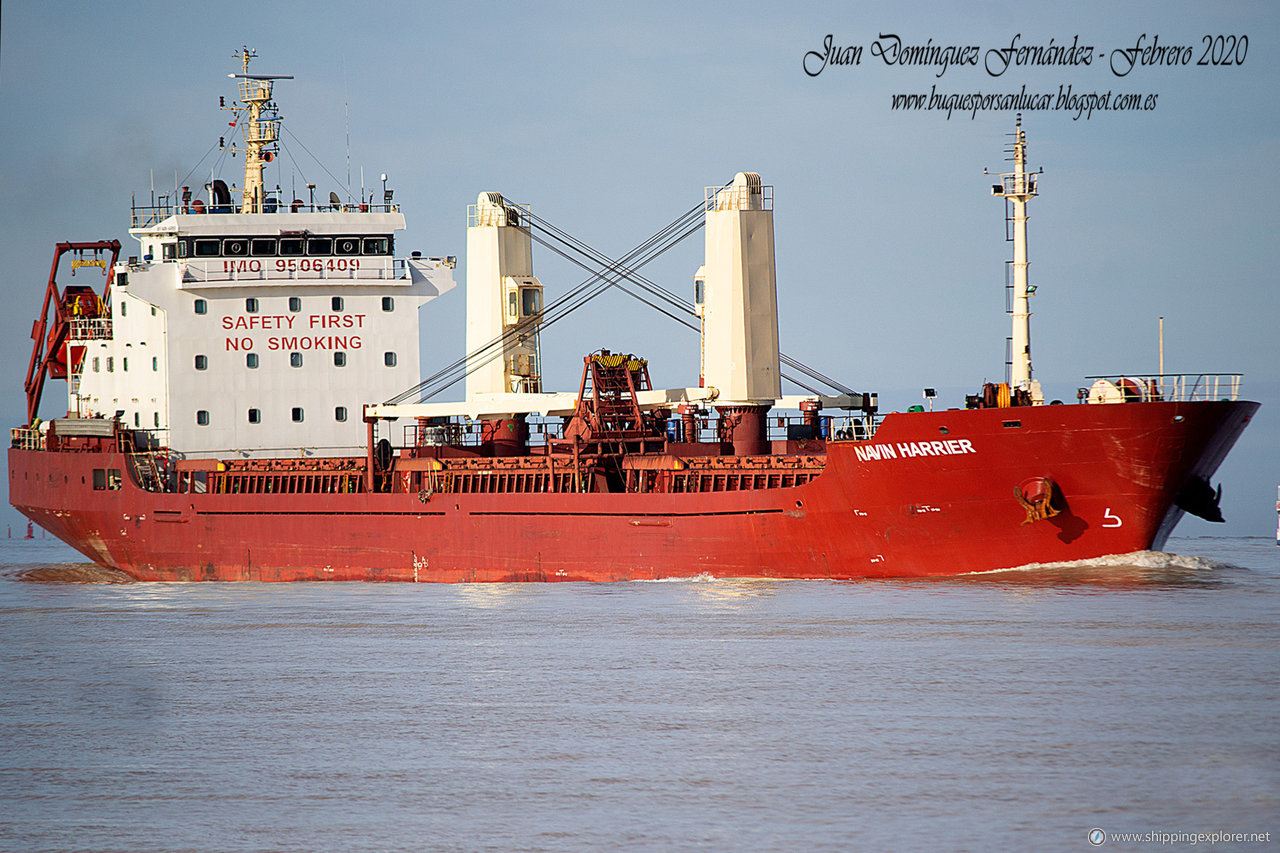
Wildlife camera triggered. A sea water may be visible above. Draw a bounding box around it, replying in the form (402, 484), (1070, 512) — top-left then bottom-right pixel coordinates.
(0, 537), (1276, 852)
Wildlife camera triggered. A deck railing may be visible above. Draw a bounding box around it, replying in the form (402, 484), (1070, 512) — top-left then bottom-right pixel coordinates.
(1084, 374), (1243, 403)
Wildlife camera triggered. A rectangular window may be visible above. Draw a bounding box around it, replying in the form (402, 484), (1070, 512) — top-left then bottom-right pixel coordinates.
(384, 352), (397, 367)
(246, 353), (259, 369)
(248, 408), (261, 424)
(195, 355), (208, 370)
(122, 357), (128, 371)
(134, 412), (140, 427)
(278, 238), (304, 256)
(288, 296), (301, 312)
(290, 352), (303, 368)
(93, 357), (100, 373)
(381, 296), (394, 312)
(291, 407), (304, 423)
(251, 238), (276, 256)
(120, 301), (127, 317)
(508, 292), (518, 318)
(152, 357), (158, 371)
(335, 407), (347, 422)
(154, 412), (160, 428)
(245, 298), (259, 313)
(223, 238), (249, 257)
(334, 237), (360, 255)
(92, 469), (106, 490)
(334, 352), (346, 367)
(194, 239), (221, 257)
(196, 410), (210, 426)
(362, 237), (390, 255)
(331, 296), (344, 311)
(106, 357), (113, 373)
(307, 237), (333, 255)
(178, 240), (189, 259)
(522, 288), (540, 316)
(162, 243), (176, 261)
(194, 299), (208, 315)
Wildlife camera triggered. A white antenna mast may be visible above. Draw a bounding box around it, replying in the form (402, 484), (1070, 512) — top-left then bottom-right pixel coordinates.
(343, 56), (351, 202)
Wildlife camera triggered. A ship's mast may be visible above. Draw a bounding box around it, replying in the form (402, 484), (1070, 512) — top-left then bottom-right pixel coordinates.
(993, 115), (1038, 396)
(224, 48), (291, 213)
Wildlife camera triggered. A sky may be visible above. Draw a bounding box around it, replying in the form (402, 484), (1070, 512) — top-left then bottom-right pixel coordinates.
(0, 1), (1277, 536)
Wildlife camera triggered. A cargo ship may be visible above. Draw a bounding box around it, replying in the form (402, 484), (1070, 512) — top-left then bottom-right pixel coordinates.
(8, 51), (1258, 581)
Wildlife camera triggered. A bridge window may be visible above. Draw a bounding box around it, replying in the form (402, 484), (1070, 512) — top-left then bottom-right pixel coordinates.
(335, 407), (347, 422)
(248, 408), (261, 424)
(335, 237), (360, 255)
(381, 296), (394, 312)
(194, 239), (221, 257)
(196, 410), (210, 426)
(246, 353), (259, 369)
(223, 239), (249, 256)
(362, 237), (390, 255)
(307, 237), (333, 255)
(251, 238), (276, 256)
(194, 299), (207, 315)
(334, 352), (347, 367)
(278, 238), (304, 256)
(291, 407), (304, 423)
(195, 355), (208, 371)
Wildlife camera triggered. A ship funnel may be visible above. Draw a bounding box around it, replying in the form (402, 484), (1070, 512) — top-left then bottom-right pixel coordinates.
(699, 172), (781, 406)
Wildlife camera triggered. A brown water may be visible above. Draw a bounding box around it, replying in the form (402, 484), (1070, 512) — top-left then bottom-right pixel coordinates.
(1, 537), (1276, 852)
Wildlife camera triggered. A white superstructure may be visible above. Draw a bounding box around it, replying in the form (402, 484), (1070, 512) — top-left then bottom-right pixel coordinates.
(65, 51), (456, 459)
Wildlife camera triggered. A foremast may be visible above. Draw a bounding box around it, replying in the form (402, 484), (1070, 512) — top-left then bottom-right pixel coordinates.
(991, 115), (1041, 402)
(223, 48), (292, 214)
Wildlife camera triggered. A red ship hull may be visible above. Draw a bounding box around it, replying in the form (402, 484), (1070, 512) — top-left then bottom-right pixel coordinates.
(9, 399), (1257, 581)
